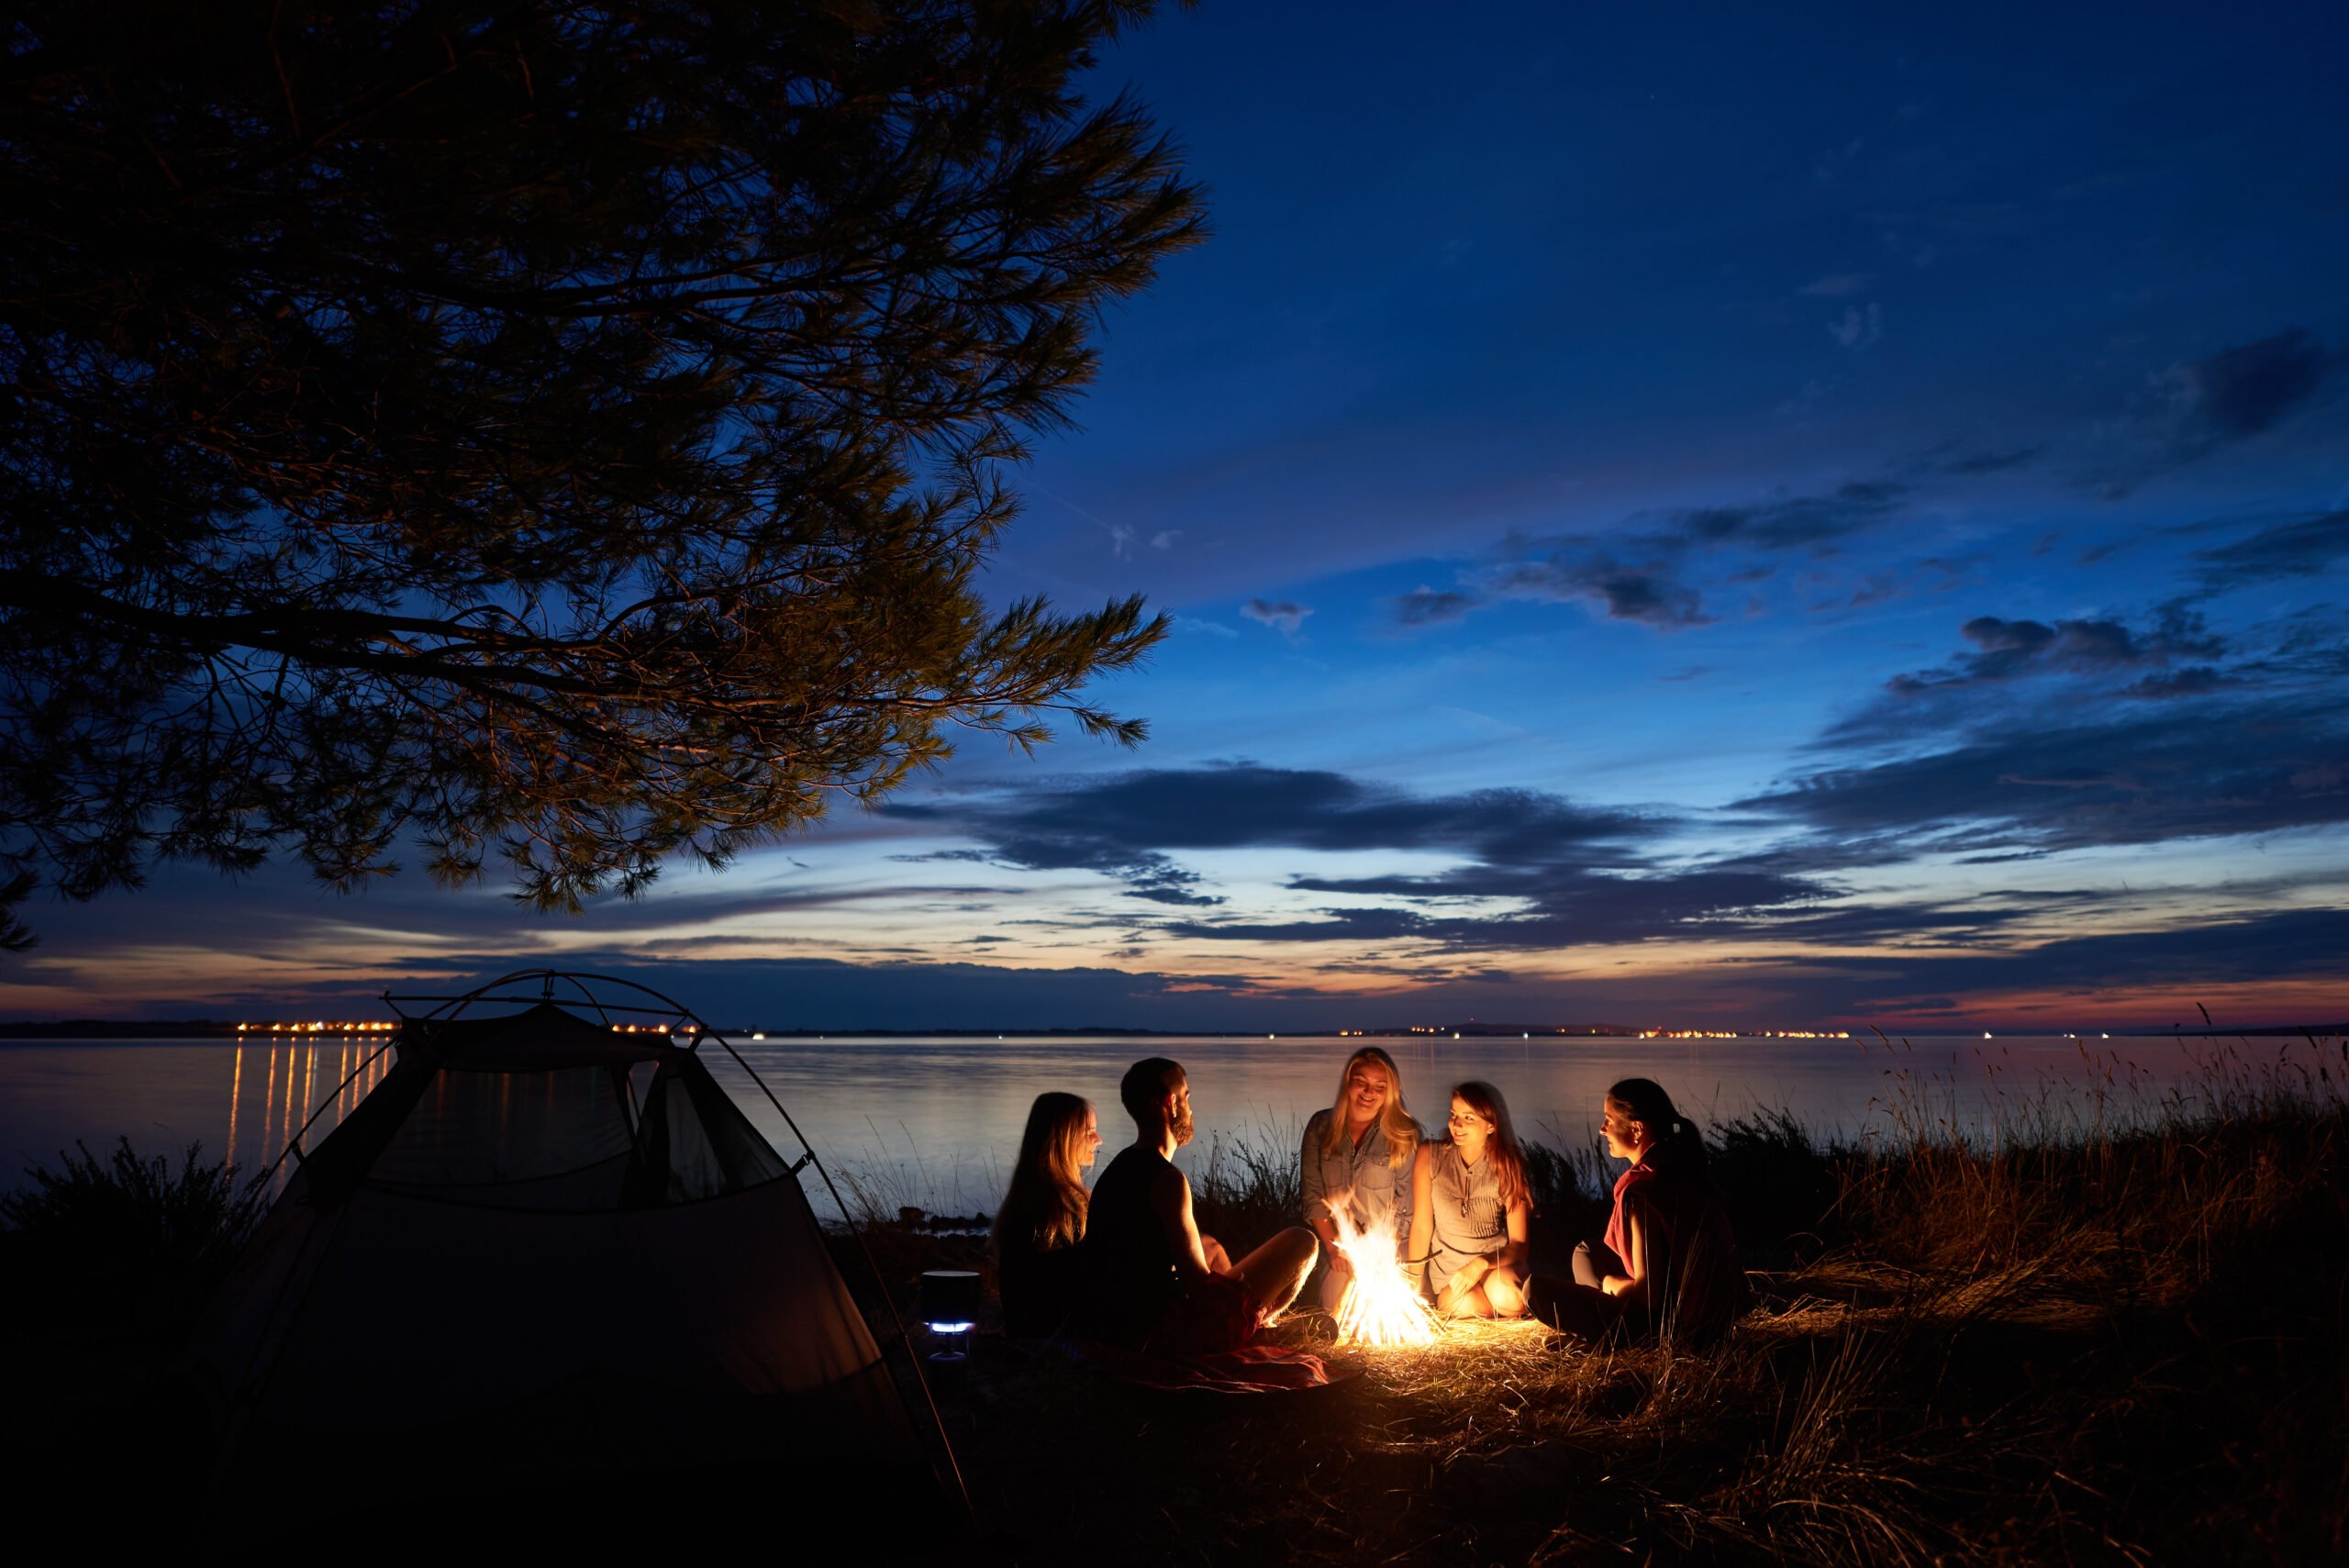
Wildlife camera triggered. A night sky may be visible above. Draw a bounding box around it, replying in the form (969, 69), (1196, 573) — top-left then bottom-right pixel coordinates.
(7, 1), (2345, 1030)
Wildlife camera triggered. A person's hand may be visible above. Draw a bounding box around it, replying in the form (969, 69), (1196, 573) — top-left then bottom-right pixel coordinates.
(1329, 1253), (1353, 1277)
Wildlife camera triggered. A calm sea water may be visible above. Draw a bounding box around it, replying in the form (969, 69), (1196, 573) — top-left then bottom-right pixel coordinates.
(4, 1029), (2305, 1218)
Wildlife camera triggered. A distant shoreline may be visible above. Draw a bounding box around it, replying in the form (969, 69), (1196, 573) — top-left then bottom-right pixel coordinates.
(1, 1018), (2339, 1041)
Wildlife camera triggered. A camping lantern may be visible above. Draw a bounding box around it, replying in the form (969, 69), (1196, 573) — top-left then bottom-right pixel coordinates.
(918, 1270), (980, 1379)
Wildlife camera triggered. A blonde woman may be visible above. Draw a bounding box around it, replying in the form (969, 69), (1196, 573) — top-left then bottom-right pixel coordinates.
(1408, 1081), (1532, 1318)
(1300, 1046), (1421, 1311)
(992, 1092), (1102, 1338)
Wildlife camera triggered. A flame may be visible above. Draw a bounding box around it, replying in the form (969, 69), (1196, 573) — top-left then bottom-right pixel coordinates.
(1326, 1199), (1437, 1348)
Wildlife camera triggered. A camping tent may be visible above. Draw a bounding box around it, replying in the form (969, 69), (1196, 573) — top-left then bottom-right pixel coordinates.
(190, 972), (961, 1545)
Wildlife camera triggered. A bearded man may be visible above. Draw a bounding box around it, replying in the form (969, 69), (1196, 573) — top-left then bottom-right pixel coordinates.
(1077, 1058), (1318, 1351)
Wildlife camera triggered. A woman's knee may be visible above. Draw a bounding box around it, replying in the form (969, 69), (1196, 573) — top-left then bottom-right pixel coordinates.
(1486, 1268), (1528, 1318)
(1272, 1224), (1320, 1273)
(1571, 1240), (1603, 1290)
(1439, 1285), (1493, 1318)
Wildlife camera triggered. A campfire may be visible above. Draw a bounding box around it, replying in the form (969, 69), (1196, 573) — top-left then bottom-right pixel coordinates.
(1325, 1199), (1437, 1348)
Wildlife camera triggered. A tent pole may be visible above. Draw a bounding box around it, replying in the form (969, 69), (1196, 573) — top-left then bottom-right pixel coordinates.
(711, 1030), (974, 1525)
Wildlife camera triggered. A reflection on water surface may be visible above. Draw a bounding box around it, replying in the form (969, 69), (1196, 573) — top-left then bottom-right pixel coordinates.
(0, 1030), (2292, 1217)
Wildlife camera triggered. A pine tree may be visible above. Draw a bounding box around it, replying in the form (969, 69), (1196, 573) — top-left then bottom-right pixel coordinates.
(0, 1), (1198, 932)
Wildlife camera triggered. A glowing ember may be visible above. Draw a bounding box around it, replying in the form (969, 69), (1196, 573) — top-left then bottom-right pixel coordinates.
(1325, 1199), (1437, 1348)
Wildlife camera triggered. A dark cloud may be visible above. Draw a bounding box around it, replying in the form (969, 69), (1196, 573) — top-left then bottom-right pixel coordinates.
(2122, 667), (2233, 700)
(2103, 329), (2343, 493)
(908, 764), (1648, 871)
(1746, 701), (2349, 858)
(1241, 597), (1312, 635)
(1391, 587), (1483, 627)
(1262, 863), (1824, 948)
(1670, 480), (1909, 550)
(1480, 482), (1914, 628)
(2165, 328), (2335, 439)
(1941, 446), (2043, 475)
(1486, 552), (1712, 628)
(1160, 906), (1435, 944)
(1883, 606), (2228, 696)
(906, 764), (1837, 947)
(2193, 509), (2349, 588)
(1764, 906), (2349, 1012)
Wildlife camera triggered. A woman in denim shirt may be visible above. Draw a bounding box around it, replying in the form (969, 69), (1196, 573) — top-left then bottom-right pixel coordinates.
(1298, 1046), (1421, 1311)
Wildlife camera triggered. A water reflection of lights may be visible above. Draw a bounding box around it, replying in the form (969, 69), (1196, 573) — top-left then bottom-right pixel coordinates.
(223, 1034), (395, 1193)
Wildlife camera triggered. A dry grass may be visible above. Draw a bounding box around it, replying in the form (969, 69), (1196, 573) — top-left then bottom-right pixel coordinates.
(9, 1036), (2340, 1562)
(872, 1034), (2349, 1565)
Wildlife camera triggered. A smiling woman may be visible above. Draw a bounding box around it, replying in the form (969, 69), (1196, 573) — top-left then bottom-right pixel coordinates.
(1298, 1045), (1422, 1311)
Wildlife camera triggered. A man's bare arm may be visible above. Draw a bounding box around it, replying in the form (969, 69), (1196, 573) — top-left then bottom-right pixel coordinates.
(1150, 1163), (1217, 1282)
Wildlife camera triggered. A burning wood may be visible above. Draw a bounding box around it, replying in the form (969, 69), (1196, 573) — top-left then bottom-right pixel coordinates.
(1326, 1200), (1437, 1348)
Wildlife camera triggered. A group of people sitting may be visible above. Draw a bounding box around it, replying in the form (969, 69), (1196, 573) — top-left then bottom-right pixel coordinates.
(992, 1046), (1748, 1355)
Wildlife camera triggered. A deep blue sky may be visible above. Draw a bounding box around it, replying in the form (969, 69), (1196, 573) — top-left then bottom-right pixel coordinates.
(7, 1), (2345, 1029)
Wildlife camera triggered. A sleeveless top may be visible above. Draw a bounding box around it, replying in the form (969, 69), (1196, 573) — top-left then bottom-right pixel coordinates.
(1423, 1142), (1507, 1295)
(1603, 1141), (1749, 1342)
(1077, 1146), (1183, 1346)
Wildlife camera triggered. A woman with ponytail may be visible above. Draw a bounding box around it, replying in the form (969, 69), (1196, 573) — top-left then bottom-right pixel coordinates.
(1551, 1077), (1748, 1343)
(993, 1092), (1102, 1337)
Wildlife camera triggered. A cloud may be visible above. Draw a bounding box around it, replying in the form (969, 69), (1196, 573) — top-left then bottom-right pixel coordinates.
(2192, 509), (2349, 588)
(1798, 272), (1875, 297)
(1168, 615), (1239, 639)
(1939, 445), (2043, 475)
(1477, 481), (1913, 629)
(1882, 606), (2228, 697)
(910, 764), (1647, 868)
(1743, 700), (2349, 859)
(1746, 906), (2349, 1013)
(1241, 597), (1313, 635)
(1669, 480), (1909, 550)
(1160, 906), (1436, 944)
(894, 763), (1807, 942)
(1391, 586), (1483, 627)
(905, 764), (1848, 950)
(1486, 551), (1711, 628)
(1151, 529), (1183, 550)
(2122, 667), (2233, 700)
(2157, 328), (2335, 439)
(1829, 303), (1883, 350)
(1266, 862), (1825, 948)
(2103, 329), (2343, 492)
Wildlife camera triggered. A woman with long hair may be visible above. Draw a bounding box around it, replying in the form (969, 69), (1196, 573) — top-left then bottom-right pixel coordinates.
(1552, 1076), (1747, 1343)
(1299, 1045), (1421, 1311)
(992, 1091), (1102, 1337)
(1407, 1080), (1532, 1318)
